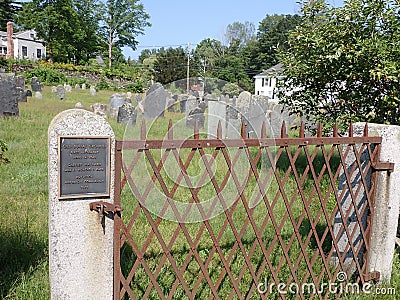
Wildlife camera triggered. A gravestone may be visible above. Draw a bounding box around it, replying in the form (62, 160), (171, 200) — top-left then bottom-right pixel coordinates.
(16, 75), (27, 103)
(117, 103), (137, 126)
(90, 86), (96, 96)
(0, 73), (19, 116)
(90, 103), (107, 118)
(179, 94), (188, 113)
(208, 100), (226, 138)
(16, 88), (27, 103)
(236, 91), (251, 115)
(51, 86), (57, 93)
(75, 102), (84, 108)
(75, 84), (80, 90)
(109, 94), (126, 119)
(186, 97), (206, 128)
(16, 75), (25, 90)
(244, 96), (267, 138)
(48, 109), (114, 299)
(30, 77), (42, 92)
(56, 85), (66, 100)
(65, 85), (72, 93)
(82, 83), (86, 90)
(143, 83), (167, 119)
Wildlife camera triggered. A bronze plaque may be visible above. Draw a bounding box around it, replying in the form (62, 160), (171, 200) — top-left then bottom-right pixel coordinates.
(58, 136), (110, 199)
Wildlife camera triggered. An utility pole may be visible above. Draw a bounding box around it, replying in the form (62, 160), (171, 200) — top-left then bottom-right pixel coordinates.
(187, 42), (190, 94)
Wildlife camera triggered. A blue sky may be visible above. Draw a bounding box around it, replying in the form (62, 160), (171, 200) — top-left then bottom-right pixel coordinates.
(125, 0), (344, 59)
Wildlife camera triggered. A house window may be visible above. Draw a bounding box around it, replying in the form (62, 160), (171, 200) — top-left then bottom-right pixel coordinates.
(269, 78), (272, 87)
(37, 49), (42, 59)
(261, 78), (265, 87)
(22, 46), (27, 57)
(30, 33), (35, 39)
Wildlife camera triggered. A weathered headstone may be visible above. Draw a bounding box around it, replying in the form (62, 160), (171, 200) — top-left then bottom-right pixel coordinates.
(143, 83), (167, 119)
(56, 85), (66, 100)
(75, 102), (84, 108)
(75, 84), (80, 90)
(16, 87), (27, 103)
(82, 83), (87, 90)
(0, 73), (19, 116)
(244, 96), (267, 138)
(51, 86), (57, 93)
(48, 109), (114, 299)
(35, 92), (42, 99)
(90, 103), (107, 118)
(208, 100), (227, 138)
(109, 94), (126, 119)
(179, 94), (188, 113)
(15, 75), (27, 103)
(90, 86), (96, 96)
(30, 77), (42, 92)
(117, 103), (137, 126)
(186, 97), (206, 128)
(65, 84), (72, 93)
(236, 91), (251, 115)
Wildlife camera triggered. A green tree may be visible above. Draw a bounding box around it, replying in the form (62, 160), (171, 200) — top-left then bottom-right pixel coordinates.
(101, 0), (150, 68)
(153, 47), (189, 85)
(278, 0), (400, 128)
(224, 21), (256, 49)
(17, 0), (79, 62)
(193, 38), (225, 80)
(71, 0), (102, 64)
(0, 1), (20, 29)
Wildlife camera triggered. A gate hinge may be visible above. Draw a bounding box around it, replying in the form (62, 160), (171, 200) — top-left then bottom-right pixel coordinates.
(362, 271), (380, 283)
(89, 201), (123, 214)
(372, 161), (394, 173)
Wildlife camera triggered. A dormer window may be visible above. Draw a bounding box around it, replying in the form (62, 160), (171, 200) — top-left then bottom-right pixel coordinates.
(30, 33), (35, 39)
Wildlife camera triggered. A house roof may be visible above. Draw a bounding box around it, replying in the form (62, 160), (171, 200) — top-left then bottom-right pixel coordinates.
(254, 63), (284, 78)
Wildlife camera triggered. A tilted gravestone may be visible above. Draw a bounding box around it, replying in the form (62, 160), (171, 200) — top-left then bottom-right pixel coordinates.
(30, 76), (42, 92)
(48, 109), (114, 299)
(117, 103), (137, 126)
(16, 76), (27, 102)
(143, 83), (167, 119)
(0, 73), (19, 116)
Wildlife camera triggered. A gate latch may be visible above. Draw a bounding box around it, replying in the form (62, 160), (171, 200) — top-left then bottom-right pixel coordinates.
(89, 201), (123, 228)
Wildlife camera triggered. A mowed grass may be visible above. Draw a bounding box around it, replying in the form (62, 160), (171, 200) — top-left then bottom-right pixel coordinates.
(0, 87), (399, 299)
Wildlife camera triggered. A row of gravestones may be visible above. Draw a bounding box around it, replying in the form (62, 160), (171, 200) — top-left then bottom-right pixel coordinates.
(206, 92), (316, 138)
(51, 84), (98, 100)
(85, 82), (314, 137)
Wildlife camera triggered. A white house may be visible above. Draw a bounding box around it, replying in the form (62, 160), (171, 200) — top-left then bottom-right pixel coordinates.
(254, 63), (283, 102)
(0, 23), (46, 61)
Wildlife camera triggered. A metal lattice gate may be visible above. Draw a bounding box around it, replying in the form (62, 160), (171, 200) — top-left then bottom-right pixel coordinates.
(112, 121), (391, 299)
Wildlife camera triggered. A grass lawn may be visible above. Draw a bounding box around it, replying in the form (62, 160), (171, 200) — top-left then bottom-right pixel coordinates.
(0, 87), (399, 299)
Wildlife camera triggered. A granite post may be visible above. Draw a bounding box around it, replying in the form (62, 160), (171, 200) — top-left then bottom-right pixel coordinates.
(48, 109), (115, 299)
(355, 123), (400, 281)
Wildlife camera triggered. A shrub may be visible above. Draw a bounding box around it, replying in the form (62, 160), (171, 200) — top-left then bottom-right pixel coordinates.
(24, 67), (66, 85)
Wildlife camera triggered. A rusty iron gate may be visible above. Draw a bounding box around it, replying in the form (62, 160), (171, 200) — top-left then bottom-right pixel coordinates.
(111, 121), (392, 300)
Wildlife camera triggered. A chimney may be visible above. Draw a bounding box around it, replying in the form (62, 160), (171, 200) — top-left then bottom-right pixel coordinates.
(6, 22), (14, 59)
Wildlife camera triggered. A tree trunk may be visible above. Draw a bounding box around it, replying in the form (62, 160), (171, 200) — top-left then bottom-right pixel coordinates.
(108, 15), (113, 68)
